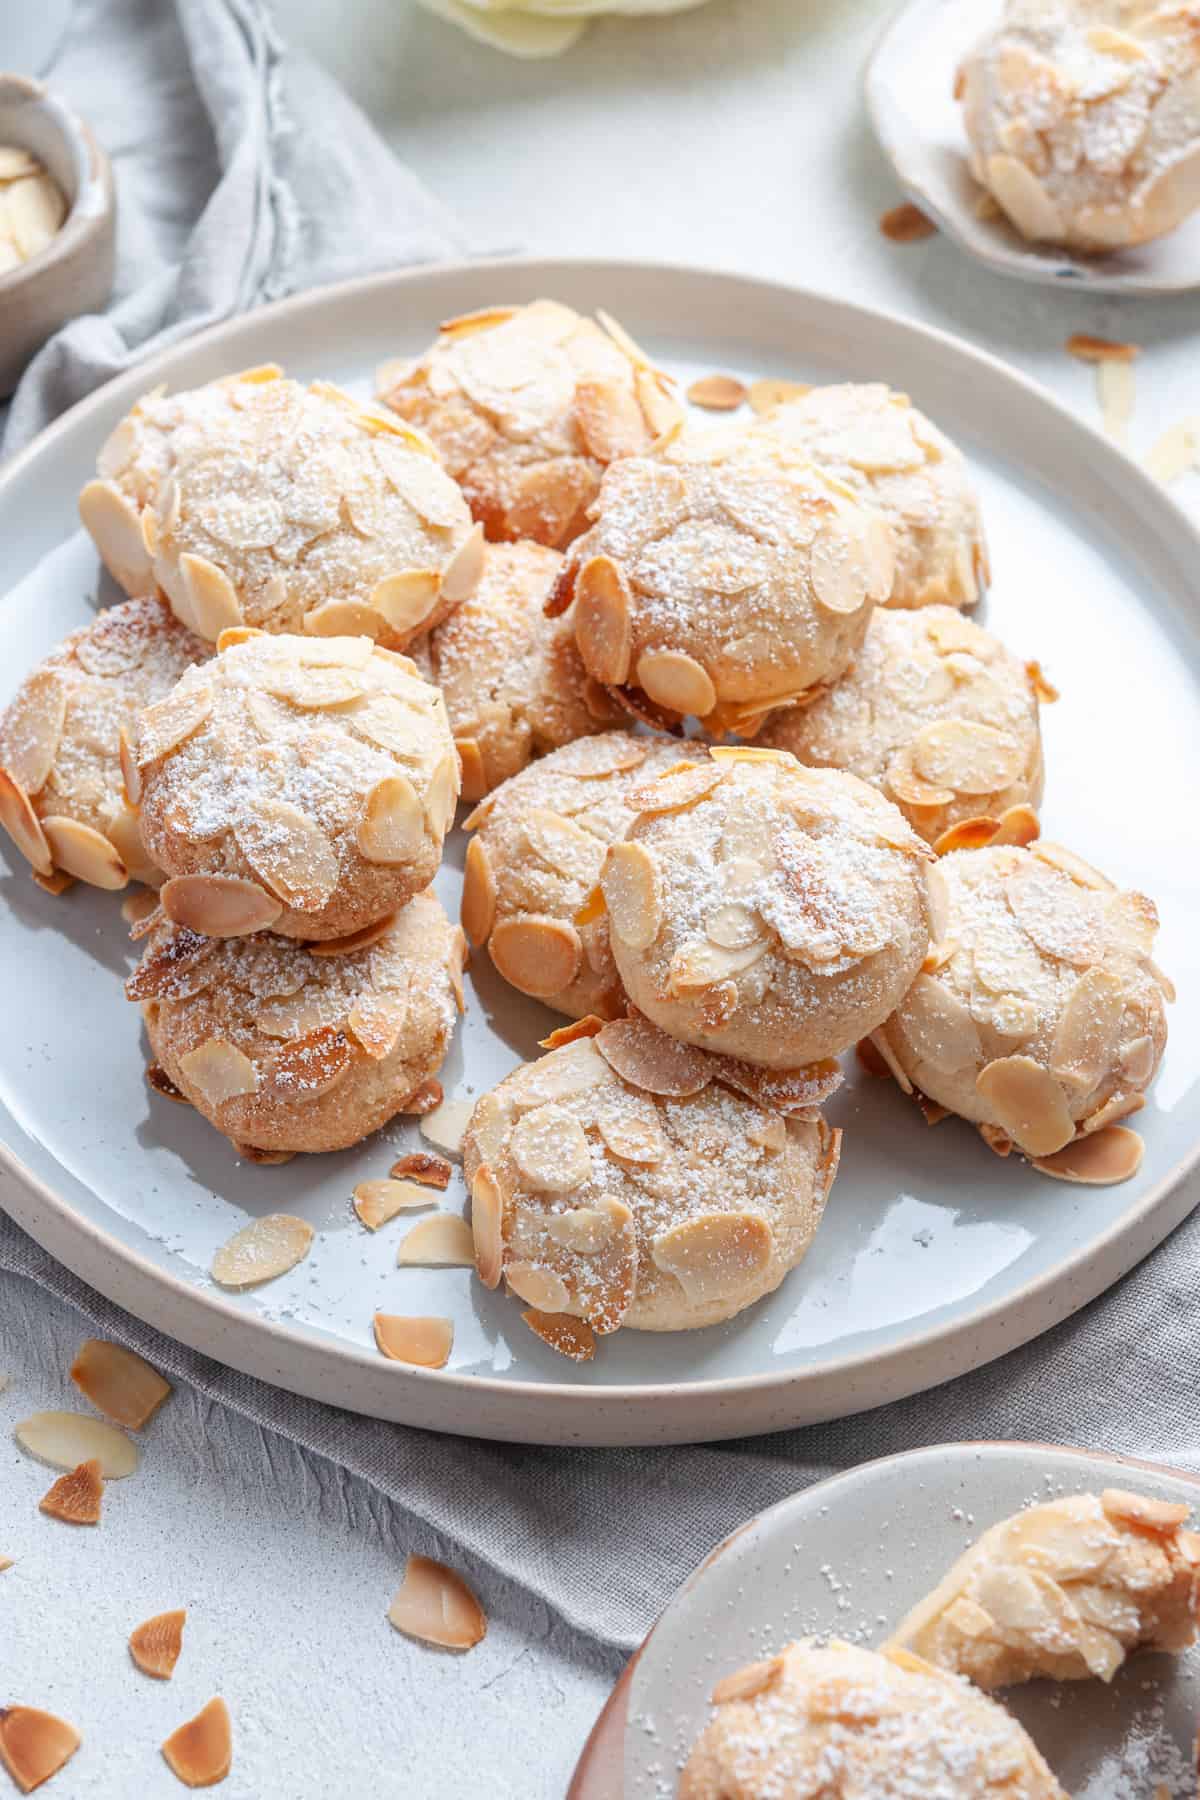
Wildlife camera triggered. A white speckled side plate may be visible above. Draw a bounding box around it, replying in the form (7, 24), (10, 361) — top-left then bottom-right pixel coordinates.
(1, 259), (1198, 1447)
(866, 0), (1200, 294)
(570, 1442), (1200, 1798)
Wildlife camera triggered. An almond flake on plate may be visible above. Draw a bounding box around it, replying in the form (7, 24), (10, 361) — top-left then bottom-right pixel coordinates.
(353, 1178), (438, 1230)
(16, 1410), (138, 1478)
(389, 1152), (452, 1188)
(0, 1706), (81, 1794)
(70, 1339), (171, 1430)
(373, 1314), (453, 1368)
(1096, 358), (1135, 446)
(130, 1609), (187, 1679)
(879, 202), (937, 242)
(686, 374), (747, 411)
(161, 1697), (232, 1789)
(39, 1458), (104, 1525)
(418, 1098), (474, 1157)
(1066, 333), (1139, 363)
(210, 1214), (313, 1288)
(396, 1214), (475, 1268)
(387, 1554), (486, 1651)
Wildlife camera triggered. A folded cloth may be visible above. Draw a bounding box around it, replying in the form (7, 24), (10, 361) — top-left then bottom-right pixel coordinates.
(1, 0), (467, 455)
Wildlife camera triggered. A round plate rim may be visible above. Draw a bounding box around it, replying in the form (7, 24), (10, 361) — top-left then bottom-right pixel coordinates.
(1, 253), (1197, 1445)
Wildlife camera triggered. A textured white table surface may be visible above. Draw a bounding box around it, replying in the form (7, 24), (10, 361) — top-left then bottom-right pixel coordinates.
(3, 2), (1198, 1797)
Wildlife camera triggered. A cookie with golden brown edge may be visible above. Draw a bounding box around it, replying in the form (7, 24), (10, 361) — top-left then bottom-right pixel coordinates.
(871, 841), (1171, 1171)
(377, 299), (683, 550)
(600, 747), (934, 1069)
(679, 1640), (1065, 1800)
(760, 606), (1048, 850)
(0, 596), (208, 893)
(80, 366), (482, 648)
(133, 630), (459, 942)
(463, 1014), (840, 1348)
(409, 540), (621, 802)
(460, 732), (683, 1021)
(129, 890), (464, 1157)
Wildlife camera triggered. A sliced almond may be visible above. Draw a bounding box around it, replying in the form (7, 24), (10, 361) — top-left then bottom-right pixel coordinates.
(885, 749), (954, 810)
(976, 1055), (1074, 1157)
(354, 1179), (438, 1230)
(211, 1214), (313, 1288)
(145, 1064), (192, 1105)
(932, 817), (1001, 855)
(895, 974), (981, 1075)
(261, 1027), (354, 1100)
(0, 1707), (81, 1793)
(1, 668), (66, 795)
(704, 901), (766, 952)
(39, 1458), (104, 1525)
(370, 570), (441, 636)
(130, 1610), (186, 1680)
(745, 1110), (789, 1152)
(505, 1262), (571, 1312)
(40, 817), (126, 890)
(439, 523), (486, 606)
(713, 1056), (843, 1113)
(0, 769), (52, 873)
(373, 1314), (453, 1368)
(985, 152), (1065, 242)
(1050, 967), (1127, 1091)
(651, 1211), (774, 1306)
(489, 915), (582, 999)
(748, 378), (810, 416)
(303, 599), (387, 639)
(17, 1410), (138, 1478)
(1066, 334), (1139, 364)
(626, 761), (723, 816)
(634, 648), (717, 718)
(595, 1016), (711, 1097)
(234, 800), (338, 912)
(307, 914), (397, 958)
(539, 1017), (605, 1051)
(69, 1339), (170, 1431)
(388, 1554), (486, 1651)
(521, 808), (604, 882)
(32, 868), (74, 896)
(521, 1310), (595, 1361)
(397, 1213), (475, 1267)
(470, 1165), (504, 1289)
(575, 377), (650, 461)
(1033, 1125), (1145, 1186)
(419, 1098), (475, 1157)
(1097, 357), (1135, 447)
(346, 994), (409, 1061)
(179, 1040), (258, 1108)
(670, 937), (766, 993)
(390, 1152), (452, 1189)
(808, 522), (872, 616)
(1006, 860), (1103, 966)
(992, 803), (1041, 848)
(574, 555), (633, 686)
(595, 1096), (667, 1165)
(79, 477), (154, 591)
(510, 1103), (592, 1192)
(880, 201), (937, 242)
(356, 774), (425, 865)
(1099, 1487), (1187, 1533)
(601, 840), (661, 950)
(1031, 841), (1113, 892)
(912, 718), (1024, 796)
(508, 1040), (608, 1111)
(161, 1697), (232, 1789)
(161, 873), (282, 937)
(136, 681), (213, 766)
(179, 553), (243, 640)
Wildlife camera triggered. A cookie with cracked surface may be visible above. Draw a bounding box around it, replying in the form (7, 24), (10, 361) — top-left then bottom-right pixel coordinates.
(129, 889), (465, 1155)
(553, 453), (893, 736)
(872, 841), (1170, 1164)
(377, 299), (683, 550)
(679, 1639), (1065, 1800)
(134, 630), (459, 941)
(462, 1014), (840, 1339)
(0, 596), (208, 892)
(760, 607), (1047, 847)
(958, 1), (1200, 250)
(600, 748), (934, 1068)
(80, 365), (482, 648)
(460, 731), (683, 1021)
(409, 540), (621, 801)
(887, 1487), (1200, 1689)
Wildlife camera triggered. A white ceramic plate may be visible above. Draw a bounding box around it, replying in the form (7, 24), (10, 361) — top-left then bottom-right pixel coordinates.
(866, 0), (1200, 294)
(1, 258), (1198, 1448)
(569, 1441), (1200, 1797)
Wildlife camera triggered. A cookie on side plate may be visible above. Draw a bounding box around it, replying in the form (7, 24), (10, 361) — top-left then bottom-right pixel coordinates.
(377, 299), (683, 549)
(128, 889), (464, 1157)
(80, 366), (482, 647)
(462, 1013), (841, 1353)
(0, 596), (208, 893)
(133, 630), (459, 941)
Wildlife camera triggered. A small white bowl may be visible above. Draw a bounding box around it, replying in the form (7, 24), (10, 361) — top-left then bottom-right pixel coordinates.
(0, 73), (116, 398)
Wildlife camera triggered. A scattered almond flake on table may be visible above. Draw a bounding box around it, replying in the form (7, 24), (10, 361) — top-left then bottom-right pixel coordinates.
(1145, 418), (1200, 485)
(388, 1151), (452, 1189)
(879, 201), (937, 242)
(210, 1214), (313, 1288)
(129, 1609), (187, 1680)
(161, 1697), (232, 1789)
(0, 1706), (81, 1794)
(1066, 332), (1140, 363)
(16, 1410), (138, 1478)
(387, 1555), (487, 1651)
(396, 1214), (475, 1268)
(372, 1314), (454, 1368)
(418, 1097), (473, 1157)
(352, 1178), (437, 1231)
(38, 1458), (104, 1525)
(69, 1338), (171, 1430)
(1096, 357), (1136, 446)
(0, 1556), (13, 1573)
(686, 375), (746, 412)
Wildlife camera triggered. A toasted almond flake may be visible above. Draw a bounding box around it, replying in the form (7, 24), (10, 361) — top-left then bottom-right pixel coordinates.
(233, 801), (338, 912)
(373, 1314), (453, 1368)
(456, 838), (499, 957)
(179, 1039), (258, 1108)
(687, 374), (747, 411)
(539, 1017), (605, 1051)
(510, 1103), (592, 1192)
(1050, 967), (1127, 1091)
(635, 648), (717, 718)
(211, 1214), (313, 1288)
(1097, 358), (1135, 447)
(1033, 1125), (1145, 1185)
(146, 1063), (190, 1104)
(670, 937), (767, 993)
(932, 816), (1001, 855)
(17, 1410), (138, 1478)
(302, 599), (386, 639)
(0, 770), (51, 874)
(2, 669), (66, 795)
(489, 915), (582, 998)
(161, 873), (282, 937)
(404, 1077), (444, 1116)
(627, 761), (722, 817)
(522, 807), (604, 881)
(1031, 841), (1113, 891)
(388, 1554), (486, 1651)
(712, 1655), (785, 1705)
(521, 1310), (595, 1361)
(1100, 1486), (1187, 1532)
(39, 1458), (104, 1525)
(595, 1016), (711, 1097)
(261, 1027), (354, 1100)
(161, 1697), (231, 1789)
(453, 736), (486, 803)
(993, 803), (1041, 848)
(31, 868), (74, 896)
(573, 884), (607, 927)
(895, 975), (982, 1074)
(715, 1056), (843, 1113)
(356, 774), (425, 865)
(810, 522), (874, 617)
(470, 1165), (504, 1288)
(594, 1096), (668, 1165)
(1144, 418), (1199, 486)
(505, 1262), (571, 1312)
(130, 1610), (186, 1679)
(1066, 333), (1139, 364)
(1007, 860), (1104, 965)
(748, 378), (810, 416)
(0, 1707), (81, 1793)
(346, 994), (410, 1061)
(880, 201), (937, 242)
(601, 840), (661, 951)
(69, 1340), (170, 1431)
(1119, 1035), (1157, 1086)
(976, 1055), (1074, 1157)
(651, 1211), (774, 1305)
(390, 1152), (452, 1188)
(885, 749), (954, 809)
(912, 717), (1024, 797)
(575, 376), (651, 462)
(137, 682), (213, 766)
(979, 1121), (1013, 1156)
(0, 1557), (11, 1573)
(179, 553), (242, 640)
(307, 914), (397, 958)
(370, 570), (441, 635)
(867, 1027), (914, 1094)
(574, 555), (633, 687)
(79, 477), (154, 591)
(425, 752), (460, 839)
(397, 1214), (474, 1268)
(353, 1179), (437, 1230)
(39, 817), (126, 890)
(508, 1039), (609, 1112)
(986, 152), (1065, 241)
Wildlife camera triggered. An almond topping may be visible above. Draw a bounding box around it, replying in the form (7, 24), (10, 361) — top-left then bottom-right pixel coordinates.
(370, 570), (441, 636)
(595, 1016), (712, 1097)
(1033, 1125), (1145, 1186)
(885, 750), (954, 810)
(880, 201), (937, 242)
(508, 1039), (608, 1110)
(1099, 1487), (1188, 1532)
(147, 1064), (189, 1104)
(1006, 860), (1104, 966)
(539, 1017), (605, 1051)
(712, 1655), (785, 1705)
(0, 770), (52, 874)
(354, 1179), (438, 1230)
(419, 1098), (474, 1157)
(635, 648), (717, 718)
(346, 994), (409, 1061)
(912, 718), (1024, 796)
(79, 477), (154, 591)
(809, 523), (870, 617)
(932, 817), (1001, 855)
(17, 1411), (138, 1478)
(373, 1314), (453, 1368)
(2, 669), (66, 794)
(651, 1211), (774, 1305)
(390, 1152), (452, 1188)
(1031, 841), (1113, 891)
(595, 1097), (667, 1165)
(1097, 357), (1135, 447)
(627, 761), (723, 816)
(179, 553), (243, 640)
(136, 682), (213, 765)
(976, 1055), (1074, 1157)
(262, 661), (363, 710)
(601, 840), (662, 951)
(992, 803), (1041, 848)
(161, 1697), (232, 1788)
(1066, 334), (1139, 364)
(573, 555), (633, 687)
(459, 835), (496, 949)
(510, 1103), (592, 1192)
(521, 1310), (596, 1361)
(1050, 967), (1127, 1091)
(69, 1340), (170, 1431)
(746, 1110), (788, 1151)
(306, 914), (397, 958)
(425, 751), (460, 838)
(470, 1166), (504, 1289)
(39, 817), (127, 890)
(397, 1213), (475, 1267)
(713, 1056), (843, 1113)
(670, 938), (766, 993)
(161, 873), (282, 938)
(895, 974), (981, 1075)
(0, 1707), (81, 1793)
(575, 377), (651, 462)
(388, 1555), (486, 1652)
(129, 1609), (187, 1679)
(211, 1214), (314, 1288)
(685, 373), (745, 411)
(505, 1262), (571, 1312)
(261, 1027), (354, 1099)
(356, 774), (426, 864)
(178, 1040), (258, 1108)
(489, 915), (582, 999)
(439, 523), (486, 605)
(522, 808), (604, 881)
(1144, 419), (1199, 486)
(302, 599), (386, 639)
(704, 901), (766, 951)
(39, 1458), (104, 1525)
(234, 801), (338, 912)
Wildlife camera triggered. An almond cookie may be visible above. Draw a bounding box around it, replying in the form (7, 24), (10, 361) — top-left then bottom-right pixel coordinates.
(888, 1487), (1200, 1688)
(128, 889), (465, 1156)
(80, 366), (482, 648)
(958, 1), (1200, 251)
(410, 540), (621, 801)
(0, 596), (208, 892)
(462, 1014), (841, 1344)
(134, 630), (459, 941)
(461, 732), (683, 1020)
(679, 1640), (1065, 1800)
(760, 607), (1047, 849)
(600, 748), (934, 1068)
(871, 841), (1171, 1166)
(551, 454), (893, 735)
(729, 384), (989, 610)
(377, 299), (683, 549)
